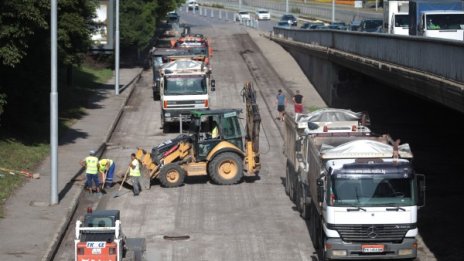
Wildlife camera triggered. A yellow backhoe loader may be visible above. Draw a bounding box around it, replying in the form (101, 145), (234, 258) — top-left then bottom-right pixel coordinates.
(136, 82), (261, 187)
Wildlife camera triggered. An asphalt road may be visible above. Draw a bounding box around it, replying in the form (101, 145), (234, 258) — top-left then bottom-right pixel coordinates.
(53, 9), (449, 261)
(54, 12), (317, 261)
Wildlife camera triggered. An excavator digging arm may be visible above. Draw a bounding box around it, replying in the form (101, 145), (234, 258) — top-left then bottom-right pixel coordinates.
(241, 82), (261, 175)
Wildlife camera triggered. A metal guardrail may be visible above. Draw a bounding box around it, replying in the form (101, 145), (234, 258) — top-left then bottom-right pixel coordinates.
(273, 27), (464, 84)
(182, 5), (261, 29)
(199, 0), (381, 23)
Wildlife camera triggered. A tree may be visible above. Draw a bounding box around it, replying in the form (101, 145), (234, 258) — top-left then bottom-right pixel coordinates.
(0, 0), (98, 133)
(119, 0), (185, 51)
(120, 0), (158, 51)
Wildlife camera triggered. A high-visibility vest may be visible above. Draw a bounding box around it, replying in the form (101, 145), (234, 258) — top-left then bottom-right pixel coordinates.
(129, 159), (141, 177)
(98, 159), (113, 172)
(212, 126), (219, 138)
(85, 156), (99, 174)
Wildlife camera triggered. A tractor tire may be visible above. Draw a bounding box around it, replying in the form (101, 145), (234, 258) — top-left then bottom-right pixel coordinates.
(209, 152), (243, 185)
(158, 164), (186, 188)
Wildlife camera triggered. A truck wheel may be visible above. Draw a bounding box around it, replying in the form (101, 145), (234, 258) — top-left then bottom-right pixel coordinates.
(309, 202), (318, 245)
(159, 164), (186, 187)
(318, 228), (328, 261)
(294, 178), (301, 209)
(209, 152), (243, 185)
(292, 173), (299, 203)
(299, 184), (310, 220)
(285, 164), (290, 195)
(288, 168), (295, 202)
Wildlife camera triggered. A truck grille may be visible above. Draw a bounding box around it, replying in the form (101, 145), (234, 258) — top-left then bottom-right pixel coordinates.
(327, 224), (415, 243)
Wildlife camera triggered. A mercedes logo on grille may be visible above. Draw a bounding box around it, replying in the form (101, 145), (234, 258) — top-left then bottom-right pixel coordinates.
(367, 226), (378, 238)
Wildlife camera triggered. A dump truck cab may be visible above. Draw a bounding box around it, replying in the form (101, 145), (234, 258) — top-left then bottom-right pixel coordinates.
(189, 109), (244, 161)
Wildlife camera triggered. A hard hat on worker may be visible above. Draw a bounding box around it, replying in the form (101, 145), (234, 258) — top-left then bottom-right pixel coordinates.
(89, 150), (96, 156)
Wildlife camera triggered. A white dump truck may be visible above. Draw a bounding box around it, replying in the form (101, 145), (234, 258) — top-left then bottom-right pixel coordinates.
(283, 109), (426, 260)
(159, 59), (215, 130)
(383, 1), (410, 35)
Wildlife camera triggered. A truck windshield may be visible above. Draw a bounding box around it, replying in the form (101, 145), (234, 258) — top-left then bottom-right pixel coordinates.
(188, 47), (208, 55)
(330, 175), (415, 207)
(395, 14), (409, 27)
(426, 14), (464, 30)
(165, 76), (206, 95)
(153, 56), (163, 67)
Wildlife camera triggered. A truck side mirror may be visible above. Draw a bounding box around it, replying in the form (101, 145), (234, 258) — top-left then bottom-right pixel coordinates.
(416, 174), (426, 207)
(211, 79), (216, 91)
(317, 177), (325, 203)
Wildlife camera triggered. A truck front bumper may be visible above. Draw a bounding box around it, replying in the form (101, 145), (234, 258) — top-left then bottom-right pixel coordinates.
(163, 109), (208, 123)
(325, 238), (417, 260)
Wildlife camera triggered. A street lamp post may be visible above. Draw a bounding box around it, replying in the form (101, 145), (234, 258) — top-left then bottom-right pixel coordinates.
(332, 0), (335, 22)
(50, 0), (58, 205)
(115, 0), (120, 95)
(286, 0), (289, 13)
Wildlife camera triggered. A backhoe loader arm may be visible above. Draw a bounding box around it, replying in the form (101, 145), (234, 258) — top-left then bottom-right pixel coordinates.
(241, 82), (261, 174)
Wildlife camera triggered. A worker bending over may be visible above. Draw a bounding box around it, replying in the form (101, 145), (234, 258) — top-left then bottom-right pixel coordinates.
(98, 158), (116, 188)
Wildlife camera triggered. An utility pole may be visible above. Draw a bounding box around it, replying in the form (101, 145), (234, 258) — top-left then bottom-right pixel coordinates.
(239, 0), (242, 11)
(286, 0), (289, 13)
(50, 0), (58, 205)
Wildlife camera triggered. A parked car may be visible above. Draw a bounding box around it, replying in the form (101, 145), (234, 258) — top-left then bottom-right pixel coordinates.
(276, 21), (292, 28)
(167, 11), (180, 23)
(255, 9), (271, 20)
(280, 14), (298, 26)
(329, 21), (348, 30)
(235, 11), (251, 21)
(187, 1), (199, 10)
(358, 18), (383, 32)
(348, 20), (362, 31)
(300, 21), (325, 29)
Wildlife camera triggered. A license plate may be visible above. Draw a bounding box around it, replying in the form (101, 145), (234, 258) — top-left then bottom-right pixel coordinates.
(362, 244), (384, 253)
(92, 248), (102, 255)
(86, 241), (106, 249)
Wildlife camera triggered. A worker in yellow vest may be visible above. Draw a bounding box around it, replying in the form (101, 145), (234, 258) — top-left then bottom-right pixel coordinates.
(98, 158), (115, 188)
(129, 153), (142, 196)
(80, 150), (100, 193)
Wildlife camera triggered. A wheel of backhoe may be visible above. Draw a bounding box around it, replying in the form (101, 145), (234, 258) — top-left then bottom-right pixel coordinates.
(209, 152), (243, 185)
(159, 164), (185, 188)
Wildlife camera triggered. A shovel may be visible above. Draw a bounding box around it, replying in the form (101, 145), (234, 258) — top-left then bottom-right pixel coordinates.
(100, 168), (108, 193)
(113, 167), (130, 198)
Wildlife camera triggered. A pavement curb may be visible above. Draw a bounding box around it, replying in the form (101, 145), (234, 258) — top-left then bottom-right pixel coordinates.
(41, 68), (144, 261)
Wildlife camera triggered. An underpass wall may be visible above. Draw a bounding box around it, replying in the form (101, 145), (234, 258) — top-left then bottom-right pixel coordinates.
(283, 46), (339, 106)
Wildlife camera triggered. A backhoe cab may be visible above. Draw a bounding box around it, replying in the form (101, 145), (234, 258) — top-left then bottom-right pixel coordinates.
(136, 82), (261, 188)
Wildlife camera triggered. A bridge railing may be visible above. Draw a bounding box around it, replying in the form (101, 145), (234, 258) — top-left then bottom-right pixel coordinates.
(273, 27), (464, 84)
